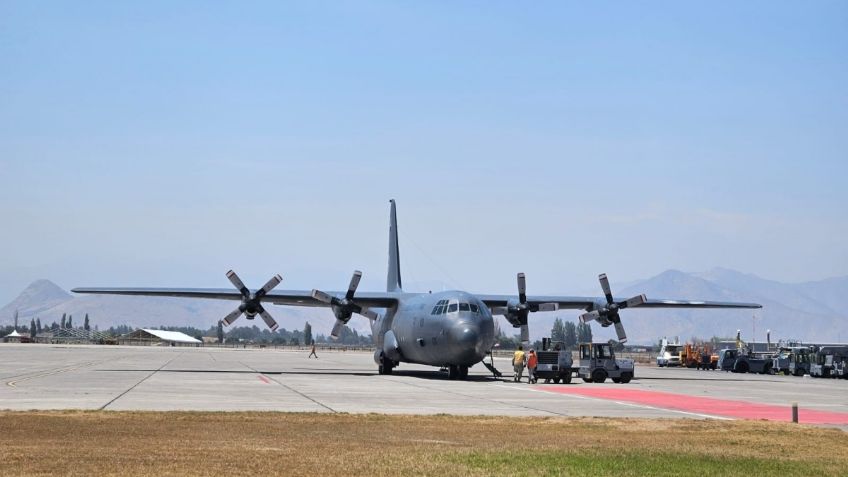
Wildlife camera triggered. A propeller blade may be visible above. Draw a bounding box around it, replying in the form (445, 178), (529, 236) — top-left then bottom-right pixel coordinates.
(520, 324), (529, 343)
(330, 319), (345, 340)
(346, 270), (362, 300)
(222, 308), (243, 326)
(614, 321), (627, 343)
(311, 289), (336, 305)
(517, 273), (527, 304)
(226, 270), (250, 296)
(359, 307), (378, 321)
(599, 273), (614, 304)
(256, 274), (283, 298)
(536, 303), (558, 312)
(258, 308), (279, 332)
(491, 307), (509, 316)
(623, 294), (646, 308)
(580, 311), (600, 324)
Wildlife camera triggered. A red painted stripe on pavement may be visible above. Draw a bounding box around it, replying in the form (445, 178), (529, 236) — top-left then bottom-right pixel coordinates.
(257, 375), (271, 384)
(540, 387), (848, 424)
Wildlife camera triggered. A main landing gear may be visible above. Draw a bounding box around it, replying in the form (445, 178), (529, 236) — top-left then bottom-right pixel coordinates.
(447, 365), (469, 380)
(378, 356), (394, 375)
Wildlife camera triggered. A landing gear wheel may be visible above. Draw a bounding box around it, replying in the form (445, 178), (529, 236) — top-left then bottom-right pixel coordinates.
(591, 369), (607, 383)
(378, 356), (393, 375)
(563, 374), (572, 384)
(458, 365), (469, 380)
(448, 365), (459, 380)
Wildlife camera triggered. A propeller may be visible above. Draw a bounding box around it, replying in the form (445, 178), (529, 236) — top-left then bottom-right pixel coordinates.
(492, 273), (558, 345)
(221, 270), (282, 331)
(579, 273), (645, 343)
(311, 270), (379, 340)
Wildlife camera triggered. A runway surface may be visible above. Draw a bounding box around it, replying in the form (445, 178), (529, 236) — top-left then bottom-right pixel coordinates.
(2, 344), (847, 426)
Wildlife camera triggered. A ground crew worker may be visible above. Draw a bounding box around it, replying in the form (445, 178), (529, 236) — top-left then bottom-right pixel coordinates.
(527, 349), (538, 384)
(512, 346), (526, 382)
(308, 342), (318, 359)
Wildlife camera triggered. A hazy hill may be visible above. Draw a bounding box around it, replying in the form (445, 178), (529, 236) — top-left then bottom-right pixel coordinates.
(2, 270), (846, 344)
(0, 279), (73, 320)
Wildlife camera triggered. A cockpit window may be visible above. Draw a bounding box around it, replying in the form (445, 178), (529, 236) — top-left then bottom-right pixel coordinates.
(470, 304), (479, 313)
(459, 303), (470, 312)
(447, 303), (458, 313)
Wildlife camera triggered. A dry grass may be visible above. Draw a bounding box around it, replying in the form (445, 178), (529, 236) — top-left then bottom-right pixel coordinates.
(0, 412), (846, 476)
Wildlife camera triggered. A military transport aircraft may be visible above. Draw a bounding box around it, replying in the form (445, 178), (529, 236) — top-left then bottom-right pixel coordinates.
(74, 200), (761, 380)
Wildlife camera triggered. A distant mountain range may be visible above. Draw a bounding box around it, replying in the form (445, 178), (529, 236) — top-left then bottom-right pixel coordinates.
(2, 269), (846, 344)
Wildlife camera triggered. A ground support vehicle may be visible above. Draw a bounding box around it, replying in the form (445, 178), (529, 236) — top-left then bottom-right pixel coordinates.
(717, 349), (772, 374)
(810, 346), (848, 378)
(788, 347), (813, 376)
(578, 342), (634, 383)
(656, 339), (682, 367)
(535, 342), (575, 384)
(835, 359), (848, 379)
(771, 347), (794, 375)
(697, 350), (718, 370)
(681, 344), (718, 370)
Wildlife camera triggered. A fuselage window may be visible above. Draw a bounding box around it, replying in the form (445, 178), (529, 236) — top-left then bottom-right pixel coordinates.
(447, 303), (458, 313)
(459, 303), (470, 312)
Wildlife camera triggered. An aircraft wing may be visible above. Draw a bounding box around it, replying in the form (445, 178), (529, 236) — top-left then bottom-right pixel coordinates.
(477, 295), (762, 311)
(71, 287), (400, 309)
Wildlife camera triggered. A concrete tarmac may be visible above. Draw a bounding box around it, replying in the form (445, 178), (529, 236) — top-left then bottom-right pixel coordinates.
(2, 344), (847, 426)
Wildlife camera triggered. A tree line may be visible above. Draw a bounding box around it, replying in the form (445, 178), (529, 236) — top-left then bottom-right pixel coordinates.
(493, 317), (594, 350)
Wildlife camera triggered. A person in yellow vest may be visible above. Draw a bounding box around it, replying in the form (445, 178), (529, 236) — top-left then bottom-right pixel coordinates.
(512, 346), (526, 382)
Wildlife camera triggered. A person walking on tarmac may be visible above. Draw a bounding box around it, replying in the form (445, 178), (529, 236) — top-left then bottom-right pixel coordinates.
(512, 346), (526, 382)
(527, 349), (538, 384)
(308, 341), (318, 359)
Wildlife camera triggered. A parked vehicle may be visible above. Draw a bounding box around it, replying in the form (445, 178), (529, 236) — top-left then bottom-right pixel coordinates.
(656, 338), (682, 367)
(535, 341), (575, 384)
(578, 342), (634, 383)
(810, 346), (848, 378)
(717, 348), (772, 374)
(788, 347), (813, 376)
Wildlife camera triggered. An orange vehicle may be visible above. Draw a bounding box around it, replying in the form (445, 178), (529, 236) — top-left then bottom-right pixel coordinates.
(682, 344), (718, 370)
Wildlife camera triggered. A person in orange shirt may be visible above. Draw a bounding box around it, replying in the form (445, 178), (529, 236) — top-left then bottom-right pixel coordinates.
(527, 349), (538, 384)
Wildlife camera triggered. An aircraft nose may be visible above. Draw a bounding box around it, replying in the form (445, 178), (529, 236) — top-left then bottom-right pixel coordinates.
(450, 322), (480, 347)
(448, 320), (492, 364)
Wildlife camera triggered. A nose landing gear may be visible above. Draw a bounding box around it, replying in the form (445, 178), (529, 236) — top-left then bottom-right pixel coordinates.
(447, 365), (469, 380)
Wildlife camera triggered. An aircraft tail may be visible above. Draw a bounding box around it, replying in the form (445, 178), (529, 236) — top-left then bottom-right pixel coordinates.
(387, 199), (403, 292)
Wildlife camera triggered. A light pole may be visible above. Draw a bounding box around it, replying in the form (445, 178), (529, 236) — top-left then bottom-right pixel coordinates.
(752, 313), (758, 351)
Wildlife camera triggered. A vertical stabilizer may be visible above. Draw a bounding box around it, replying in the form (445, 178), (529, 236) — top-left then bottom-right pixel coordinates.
(387, 199), (403, 292)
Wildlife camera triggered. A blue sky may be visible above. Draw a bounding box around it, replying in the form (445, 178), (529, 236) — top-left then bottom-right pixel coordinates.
(1, 1), (846, 303)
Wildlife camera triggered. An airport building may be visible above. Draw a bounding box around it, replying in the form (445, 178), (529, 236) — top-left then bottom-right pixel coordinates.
(118, 329), (202, 347)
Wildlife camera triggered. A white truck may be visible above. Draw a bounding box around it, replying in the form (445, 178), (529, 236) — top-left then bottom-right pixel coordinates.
(656, 337), (682, 367)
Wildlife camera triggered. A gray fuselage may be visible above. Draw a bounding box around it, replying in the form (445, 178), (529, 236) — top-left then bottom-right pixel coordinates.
(373, 291), (495, 367)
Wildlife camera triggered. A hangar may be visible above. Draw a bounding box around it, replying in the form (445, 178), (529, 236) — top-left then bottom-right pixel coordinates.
(118, 329), (202, 347)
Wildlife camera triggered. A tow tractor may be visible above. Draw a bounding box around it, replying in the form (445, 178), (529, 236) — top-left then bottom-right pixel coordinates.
(577, 342), (634, 383)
